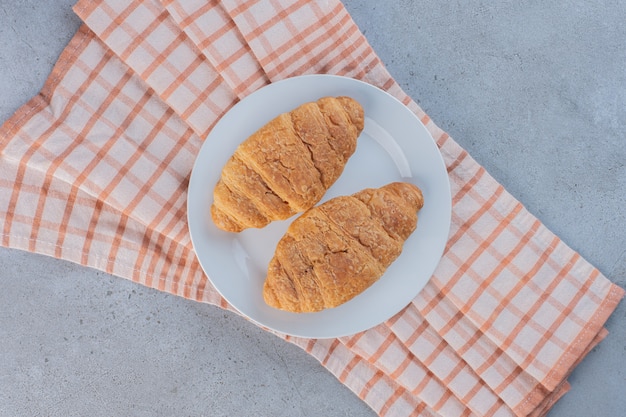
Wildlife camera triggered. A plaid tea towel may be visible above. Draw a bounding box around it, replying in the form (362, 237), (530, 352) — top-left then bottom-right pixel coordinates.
(0, 1), (622, 416)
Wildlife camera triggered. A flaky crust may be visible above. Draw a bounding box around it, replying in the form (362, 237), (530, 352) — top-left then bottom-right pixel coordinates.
(263, 182), (424, 313)
(211, 96), (364, 232)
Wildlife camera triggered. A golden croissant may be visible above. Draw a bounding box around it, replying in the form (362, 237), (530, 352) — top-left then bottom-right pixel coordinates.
(263, 182), (424, 313)
(211, 96), (365, 232)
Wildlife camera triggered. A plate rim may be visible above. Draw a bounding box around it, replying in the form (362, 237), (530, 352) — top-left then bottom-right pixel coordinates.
(187, 74), (451, 338)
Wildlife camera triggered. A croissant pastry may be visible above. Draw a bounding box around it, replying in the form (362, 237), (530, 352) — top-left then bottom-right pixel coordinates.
(263, 182), (425, 313)
(211, 96), (365, 232)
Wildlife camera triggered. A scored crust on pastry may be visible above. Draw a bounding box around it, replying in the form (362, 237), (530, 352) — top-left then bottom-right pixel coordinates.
(263, 182), (425, 313)
(211, 96), (364, 232)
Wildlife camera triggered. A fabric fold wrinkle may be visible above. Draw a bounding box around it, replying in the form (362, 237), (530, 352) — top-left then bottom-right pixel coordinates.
(159, 0), (270, 98)
(391, 295), (608, 417)
(0, 146), (214, 303)
(406, 122), (621, 392)
(404, 285), (554, 417)
(376, 310), (518, 417)
(289, 336), (445, 417)
(220, 0), (388, 84)
(1, 26), (201, 254)
(74, 0), (238, 140)
(340, 324), (490, 417)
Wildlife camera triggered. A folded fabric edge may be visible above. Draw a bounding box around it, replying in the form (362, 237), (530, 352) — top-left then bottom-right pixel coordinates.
(72, 0), (99, 21)
(529, 381), (570, 417)
(72, 0), (240, 140)
(338, 322), (491, 417)
(523, 327), (607, 417)
(0, 24), (214, 280)
(0, 24), (85, 151)
(543, 284), (623, 390)
(285, 335), (443, 417)
(414, 123), (626, 392)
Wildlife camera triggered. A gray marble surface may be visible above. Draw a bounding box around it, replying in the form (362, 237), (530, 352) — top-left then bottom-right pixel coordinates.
(1, 1), (624, 416)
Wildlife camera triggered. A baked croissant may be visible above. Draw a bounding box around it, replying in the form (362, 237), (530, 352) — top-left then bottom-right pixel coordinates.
(211, 96), (364, 232)
(263, 182), (424, 313)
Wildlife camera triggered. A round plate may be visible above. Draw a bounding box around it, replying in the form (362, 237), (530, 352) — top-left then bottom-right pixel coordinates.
(187, 74), (451, 338)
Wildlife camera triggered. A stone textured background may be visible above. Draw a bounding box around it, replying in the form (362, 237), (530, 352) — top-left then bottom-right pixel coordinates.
(1, 1), (624, 415)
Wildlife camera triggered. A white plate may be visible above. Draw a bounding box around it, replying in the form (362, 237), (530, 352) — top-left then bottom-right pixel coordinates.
(187, 74), (451, 339)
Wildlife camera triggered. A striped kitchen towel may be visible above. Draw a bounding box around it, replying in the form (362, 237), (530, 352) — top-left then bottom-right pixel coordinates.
(0, 1), (622, 416)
